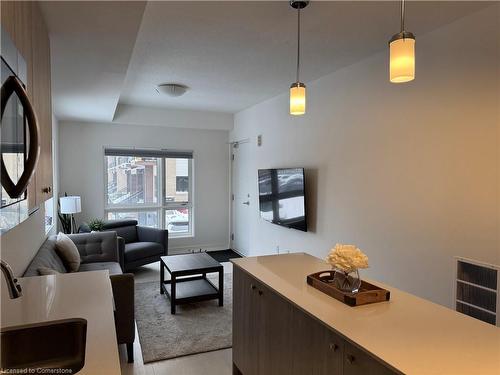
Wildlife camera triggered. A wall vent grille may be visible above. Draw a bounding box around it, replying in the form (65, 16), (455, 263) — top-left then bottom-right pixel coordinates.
(454, 257), (499, 326)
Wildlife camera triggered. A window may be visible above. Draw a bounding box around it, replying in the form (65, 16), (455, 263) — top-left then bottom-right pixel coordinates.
(164, 158), (192, 235)
(176, 177), (188, 193)
(104, 148), (193, 237)
(44, 198), (54, 234)
(106, 155), (160, 206)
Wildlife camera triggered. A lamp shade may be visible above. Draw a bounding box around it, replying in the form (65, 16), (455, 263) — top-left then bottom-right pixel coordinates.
(290, 82), (306, 115)
(59, 196), (81, 214)
(389, 34), (415, 83)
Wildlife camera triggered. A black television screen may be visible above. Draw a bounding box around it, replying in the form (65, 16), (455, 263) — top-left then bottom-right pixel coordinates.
(258, 168), (307, 232)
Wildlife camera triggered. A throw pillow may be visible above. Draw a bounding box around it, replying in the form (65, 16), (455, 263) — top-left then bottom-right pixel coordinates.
(38, 267), (60, 276)
(55, 232), (81, 272)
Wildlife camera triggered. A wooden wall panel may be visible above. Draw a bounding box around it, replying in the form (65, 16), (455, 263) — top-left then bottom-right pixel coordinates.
(13, 2), (32, 65)
(1, 1), (52, 208)
(14, 1), (37, 209)
(1, 2), (16, 41)
(32, 2), (53, 203)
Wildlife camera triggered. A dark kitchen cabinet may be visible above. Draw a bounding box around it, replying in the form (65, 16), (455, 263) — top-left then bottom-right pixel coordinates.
(232, 267), (293, 375)
(233, 266), (398, 375)
(233, 267), (258, 375)
(290, 307), (344, 375)
(343, 341), (396, 375)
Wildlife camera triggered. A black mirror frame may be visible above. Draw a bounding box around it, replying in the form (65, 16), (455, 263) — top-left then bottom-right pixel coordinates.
(1, 75), (40, 199)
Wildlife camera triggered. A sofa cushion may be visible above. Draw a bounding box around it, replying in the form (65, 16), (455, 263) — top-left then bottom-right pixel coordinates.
(78, 262), (123, 276)
(23, 237), (67, 277)
(103, 220), (138, 229)
(70, 231), (118, 264)
(79, 220), (139, 244)
(124, 242), (164, 262)
(55, 232), (81, 272)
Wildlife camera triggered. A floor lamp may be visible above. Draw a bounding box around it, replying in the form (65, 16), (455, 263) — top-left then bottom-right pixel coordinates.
(59, 196), (81, 234)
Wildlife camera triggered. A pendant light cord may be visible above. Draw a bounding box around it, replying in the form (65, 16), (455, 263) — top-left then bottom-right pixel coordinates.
(296, 7), (301, 83)
(400, 0), (405, 32)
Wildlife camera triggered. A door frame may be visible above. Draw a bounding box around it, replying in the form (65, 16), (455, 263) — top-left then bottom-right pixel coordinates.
(229, 138), (250, 255)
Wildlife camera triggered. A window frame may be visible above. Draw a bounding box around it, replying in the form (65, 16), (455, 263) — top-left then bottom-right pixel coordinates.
(162, 158), (194, 237)
(103, 149), (194, 238)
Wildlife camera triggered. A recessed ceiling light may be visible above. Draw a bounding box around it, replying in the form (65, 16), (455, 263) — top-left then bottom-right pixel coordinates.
(156, 83), (189, 97)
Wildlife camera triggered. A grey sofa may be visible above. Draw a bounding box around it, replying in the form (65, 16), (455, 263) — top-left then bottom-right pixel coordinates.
(79, 220), (168, 272)
(23, 231), (135, 363)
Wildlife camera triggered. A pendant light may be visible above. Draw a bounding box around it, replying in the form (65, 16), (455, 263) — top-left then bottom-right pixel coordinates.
(290, 1), (309, 115)
(389, 0), (415, 83)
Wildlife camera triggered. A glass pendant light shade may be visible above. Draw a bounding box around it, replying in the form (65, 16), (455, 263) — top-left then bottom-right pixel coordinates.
(389, 1), (415, 83)
(290, 82), (306, 115)
(289, 1), (308, 115)
(389, 32), (415, 83)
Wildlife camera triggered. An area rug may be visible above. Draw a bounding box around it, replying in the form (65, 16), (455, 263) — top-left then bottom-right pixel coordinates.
(134, 273), (232, 363)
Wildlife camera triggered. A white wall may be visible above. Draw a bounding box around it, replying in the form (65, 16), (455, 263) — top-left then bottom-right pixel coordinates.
(113, 104), (234, 131)
(58, 121), (230, 252)
(0, 208), (48, 277)
(230, 6), (499, 308)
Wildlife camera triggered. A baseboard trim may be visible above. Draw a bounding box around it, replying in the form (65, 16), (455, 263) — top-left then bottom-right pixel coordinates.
(169, 244), (229, 255)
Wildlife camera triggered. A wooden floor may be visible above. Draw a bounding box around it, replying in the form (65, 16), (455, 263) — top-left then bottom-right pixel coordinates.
(119, 261), (233, 375)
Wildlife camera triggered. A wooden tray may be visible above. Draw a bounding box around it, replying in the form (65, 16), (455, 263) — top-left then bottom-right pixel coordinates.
(307, 270), (390, 307)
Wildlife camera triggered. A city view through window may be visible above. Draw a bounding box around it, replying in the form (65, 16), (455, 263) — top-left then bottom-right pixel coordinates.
(105, 154), (192, 236)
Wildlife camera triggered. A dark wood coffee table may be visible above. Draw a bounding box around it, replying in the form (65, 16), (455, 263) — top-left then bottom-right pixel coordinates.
(160, 253), (224, 314)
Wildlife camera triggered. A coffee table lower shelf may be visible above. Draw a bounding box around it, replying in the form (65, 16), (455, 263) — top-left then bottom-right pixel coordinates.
(161, 276), (222, 314)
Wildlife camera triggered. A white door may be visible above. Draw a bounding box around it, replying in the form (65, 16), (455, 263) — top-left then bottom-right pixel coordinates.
(231, 141), (251, 256)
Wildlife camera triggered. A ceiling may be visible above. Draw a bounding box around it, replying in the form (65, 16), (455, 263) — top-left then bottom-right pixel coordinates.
(41, 1), (491, 123)
(40, 1), (146, 122)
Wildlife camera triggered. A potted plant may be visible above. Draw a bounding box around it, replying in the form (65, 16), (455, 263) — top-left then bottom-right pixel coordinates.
(88, 218), (106, 232)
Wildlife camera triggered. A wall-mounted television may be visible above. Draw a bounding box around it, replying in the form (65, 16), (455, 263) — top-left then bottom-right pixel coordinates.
(258, 168), (307, 232)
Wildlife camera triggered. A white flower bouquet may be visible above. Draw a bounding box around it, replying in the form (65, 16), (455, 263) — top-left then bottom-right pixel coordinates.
(326, 244), (369, 293)
(326, 243), (369, 273)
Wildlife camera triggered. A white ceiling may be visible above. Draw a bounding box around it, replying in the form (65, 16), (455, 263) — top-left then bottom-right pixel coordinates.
(41, 1), (491, 123)
(40, 1), (146, 122)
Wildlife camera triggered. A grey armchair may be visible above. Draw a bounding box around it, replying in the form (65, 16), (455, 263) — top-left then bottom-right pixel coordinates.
(79, 220), (168, 272)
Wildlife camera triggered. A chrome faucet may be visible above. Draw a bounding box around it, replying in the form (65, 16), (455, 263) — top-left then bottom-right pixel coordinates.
(0, 260), (22, 299)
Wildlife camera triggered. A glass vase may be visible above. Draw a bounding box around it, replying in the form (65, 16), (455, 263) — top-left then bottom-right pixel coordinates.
(333, 269), (361, 293)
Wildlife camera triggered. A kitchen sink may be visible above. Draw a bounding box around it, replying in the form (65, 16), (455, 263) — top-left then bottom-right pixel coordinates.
(1, 318), (87, 373)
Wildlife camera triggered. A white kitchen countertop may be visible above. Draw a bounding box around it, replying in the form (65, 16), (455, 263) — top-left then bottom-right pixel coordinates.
(232, 253), (500, 375)
(1, 270), (121, 375)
